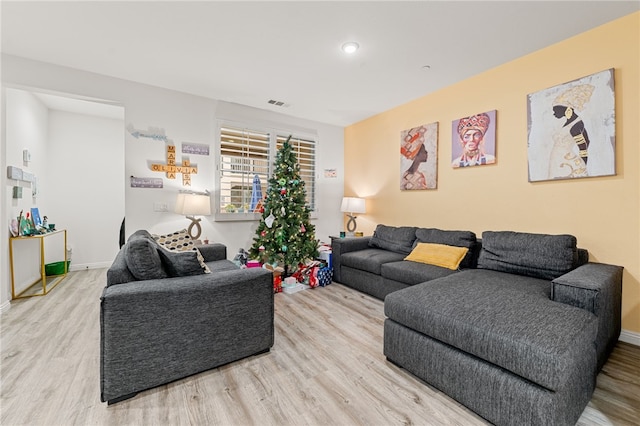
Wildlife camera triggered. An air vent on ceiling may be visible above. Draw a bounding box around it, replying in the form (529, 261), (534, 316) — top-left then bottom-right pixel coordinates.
(268, 99), (289, 107)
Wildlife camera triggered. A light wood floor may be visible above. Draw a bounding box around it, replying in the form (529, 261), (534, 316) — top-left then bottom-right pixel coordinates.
(1, 269), (639, 425)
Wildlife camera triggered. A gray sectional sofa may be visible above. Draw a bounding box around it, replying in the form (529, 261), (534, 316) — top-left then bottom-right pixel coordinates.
(332, 225), (623, 426)
(101, 230), (274, 404)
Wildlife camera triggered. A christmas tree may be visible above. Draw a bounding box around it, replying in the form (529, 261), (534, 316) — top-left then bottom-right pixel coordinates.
(249, 136), (318, 275)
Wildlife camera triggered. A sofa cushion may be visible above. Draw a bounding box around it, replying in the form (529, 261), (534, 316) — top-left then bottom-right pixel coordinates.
(341, 248), (406, 275)
(381, 260), (458, 285)
(157, 249), (207, 277)
(369, 225), (418, 255)
(153, 229), (211, 274)
(478, 231), (578, 280)
(413, 228), (478, 269)
(404, 243), (468, 270)
(124, 237), (168, 281)
(384, 269), (598, 391)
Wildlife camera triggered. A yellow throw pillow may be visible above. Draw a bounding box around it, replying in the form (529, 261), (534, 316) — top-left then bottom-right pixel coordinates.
(404, 243), (469, 270)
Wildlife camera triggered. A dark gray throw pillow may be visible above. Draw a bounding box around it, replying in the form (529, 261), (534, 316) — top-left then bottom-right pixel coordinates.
(124, 238), (168, 281)
(478, 231), (578, 280)
(413, 228), (478, 269)
(157, 248), (207, 277)
(368, 225), (418, 255)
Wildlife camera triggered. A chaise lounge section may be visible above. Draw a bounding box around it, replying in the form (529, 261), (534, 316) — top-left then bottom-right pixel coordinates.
(384, 231), (622, 425)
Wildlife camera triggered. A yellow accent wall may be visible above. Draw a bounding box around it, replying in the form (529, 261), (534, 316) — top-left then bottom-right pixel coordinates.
(344, 13), (639, 334)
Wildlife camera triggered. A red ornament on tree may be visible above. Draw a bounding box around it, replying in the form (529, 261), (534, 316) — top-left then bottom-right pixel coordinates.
(261, 230), (266, 237)
(300, 224), (306, 233)
(280, 188), (287, 195)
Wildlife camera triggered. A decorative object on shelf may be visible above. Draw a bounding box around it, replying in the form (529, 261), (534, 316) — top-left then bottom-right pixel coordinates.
(151, 145), (198, 186)
(175, 191), (211, 240)
(249, 136), (318, 277)
(451, 110), (496, 168)
(341, 197), (366, 234)
(527, 68), (615, 182)
(401, 122), (438, 190)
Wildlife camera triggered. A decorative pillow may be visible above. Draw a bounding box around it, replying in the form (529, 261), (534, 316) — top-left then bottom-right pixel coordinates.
(124, 238), (168, 281)
(404, 243), (469, 270)
(153, 229), (211, 274)
(413, 228), (478, 269)
(368, 225), (418, 255)
(477, 231), (578, 280)
(157, 249), (207, 277)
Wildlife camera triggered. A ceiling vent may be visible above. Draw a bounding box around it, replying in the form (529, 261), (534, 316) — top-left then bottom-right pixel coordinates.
(268, 99), (289, 107)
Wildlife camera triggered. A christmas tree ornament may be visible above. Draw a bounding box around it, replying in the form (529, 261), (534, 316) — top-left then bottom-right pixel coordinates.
(281, 207), (286, 216)
(261, 230), (266, 237)
(265, 213), (275, 228)
(280, 188), (287, 195)
(300, 224), (306, 233)
(282, 245), (288, 252)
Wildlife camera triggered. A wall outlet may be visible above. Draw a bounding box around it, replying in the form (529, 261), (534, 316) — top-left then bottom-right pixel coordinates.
(153, 202), (169, 212)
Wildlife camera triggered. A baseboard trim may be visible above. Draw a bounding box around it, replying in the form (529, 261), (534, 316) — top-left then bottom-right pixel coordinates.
(0, 300), (11, 314)
(619, 329), (640, 347)
(69, 261), (111, 272)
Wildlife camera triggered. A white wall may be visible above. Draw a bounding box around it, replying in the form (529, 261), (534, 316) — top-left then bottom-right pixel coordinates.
(47, 110), (125, 269)
(1, 54), (345, 308)
(4, 89), (49, 296)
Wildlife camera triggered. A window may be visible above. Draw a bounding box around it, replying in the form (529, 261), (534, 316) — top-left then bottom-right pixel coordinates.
(219, 126), (270, 214)
(217, 124), (318, 219)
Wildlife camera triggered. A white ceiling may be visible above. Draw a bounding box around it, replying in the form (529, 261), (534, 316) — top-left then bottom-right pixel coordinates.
(2, 1), (638, 127)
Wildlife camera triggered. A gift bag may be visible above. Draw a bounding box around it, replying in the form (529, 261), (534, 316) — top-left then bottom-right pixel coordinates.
(317, 267), (333, 287)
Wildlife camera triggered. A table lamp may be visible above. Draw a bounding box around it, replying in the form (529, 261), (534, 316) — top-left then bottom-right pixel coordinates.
(341, 197), (366, 234)
(175, 192), (211, 240)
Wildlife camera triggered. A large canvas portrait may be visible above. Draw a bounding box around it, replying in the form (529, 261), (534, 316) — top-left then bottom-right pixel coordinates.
(451, 110), (496, 168)
(527, 69), (615, 182)
(400, 122), (438, 190)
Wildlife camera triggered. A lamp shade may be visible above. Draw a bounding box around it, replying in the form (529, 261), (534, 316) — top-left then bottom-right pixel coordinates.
(175, 193), (211, 216)
(340, 197), (366, 214)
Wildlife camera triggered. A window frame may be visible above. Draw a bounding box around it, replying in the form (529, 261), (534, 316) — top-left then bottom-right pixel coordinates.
(214, 120), (318, 222)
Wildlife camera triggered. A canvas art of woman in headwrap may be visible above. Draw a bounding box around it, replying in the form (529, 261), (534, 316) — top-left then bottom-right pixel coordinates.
(527, 69), (615, 182)
(451, 111), (496, 168)
(400, 122), (438, 190)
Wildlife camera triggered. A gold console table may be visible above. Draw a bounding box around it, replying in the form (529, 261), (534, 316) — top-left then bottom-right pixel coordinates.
(9, 229), (68, 299)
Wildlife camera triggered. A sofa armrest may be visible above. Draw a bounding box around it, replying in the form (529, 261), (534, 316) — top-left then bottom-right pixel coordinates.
(197, 243), (227, 261)
(100, 267), (273, 403)
(331, 236), (372, 282)
(551, 262), (623, 371)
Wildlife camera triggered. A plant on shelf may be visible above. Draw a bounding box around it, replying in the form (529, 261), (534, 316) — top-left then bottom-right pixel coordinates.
(249, 136), (318, 276)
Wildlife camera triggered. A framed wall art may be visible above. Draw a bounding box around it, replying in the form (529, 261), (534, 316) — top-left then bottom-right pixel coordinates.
(527, 68), (615, 182)
(451, 110), (496, 168)
(400, 122), (438, 190)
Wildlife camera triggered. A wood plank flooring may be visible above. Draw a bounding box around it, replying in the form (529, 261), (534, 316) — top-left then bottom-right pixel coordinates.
(1, 269), (639, 425)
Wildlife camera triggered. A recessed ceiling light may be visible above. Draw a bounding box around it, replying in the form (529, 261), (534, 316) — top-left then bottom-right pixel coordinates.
(341, 42), (359, 54)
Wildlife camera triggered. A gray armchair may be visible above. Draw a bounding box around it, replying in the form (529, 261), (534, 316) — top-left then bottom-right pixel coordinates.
(100, 232), (274, 404)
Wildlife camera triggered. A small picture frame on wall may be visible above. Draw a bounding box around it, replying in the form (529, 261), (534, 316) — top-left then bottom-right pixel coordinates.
(451, 110), (497, 168)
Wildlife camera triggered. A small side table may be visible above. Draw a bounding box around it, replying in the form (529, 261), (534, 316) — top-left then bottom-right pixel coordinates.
(9, 229), (68, 299)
